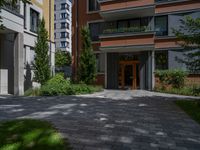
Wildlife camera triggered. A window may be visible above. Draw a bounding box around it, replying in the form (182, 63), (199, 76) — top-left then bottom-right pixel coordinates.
(117, 20), (128, 29)
(61, 22), (69, 29)
(88, 0), (99, 12)
(60, 13), (69, 20)
(54, 23), (56, 29)
(60, 32), (69, 38)
(66, 4), (70, 11)
(155, 16), (168, 36)
(155, 51), (168, 70)
(61, 22), (65, 29)
(61, 3), (67, 10)
(24, 3), (27, 29)
(60, 41), (66, 48)
(96, 53), (105, 73)
(30, 8), (39, 33)
(60, 41), (69, 48)
(54, 14), (56, 20)
(54, 33), (56, 39)
(89, 22), (103, 41)
(66, 23), (69, 29)
(54, 4), (56, 11)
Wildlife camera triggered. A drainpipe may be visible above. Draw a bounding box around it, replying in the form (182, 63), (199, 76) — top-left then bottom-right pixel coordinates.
(49, 0), (53, 76)
(75, 0), (79, 80)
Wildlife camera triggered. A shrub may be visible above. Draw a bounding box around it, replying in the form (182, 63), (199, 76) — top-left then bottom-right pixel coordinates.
(39, 74), (102, 96)
(192, 85), (200, 96)
(155, 69), (187, 89)
(40, 74), (74, 96)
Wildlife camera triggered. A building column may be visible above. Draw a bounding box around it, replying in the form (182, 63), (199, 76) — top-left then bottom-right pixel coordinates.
(147, 51), (152, 90)
(105, 52), (107, 89)
(14, 33), (24, 96)
(152, 50), (155, 90)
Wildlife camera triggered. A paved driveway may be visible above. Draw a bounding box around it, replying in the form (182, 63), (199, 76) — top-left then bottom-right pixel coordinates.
(0, 90), (200, 150)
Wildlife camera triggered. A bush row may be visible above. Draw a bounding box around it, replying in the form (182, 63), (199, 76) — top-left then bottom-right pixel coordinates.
(155, 69), (187, 89)
(27, 74), (102, 96)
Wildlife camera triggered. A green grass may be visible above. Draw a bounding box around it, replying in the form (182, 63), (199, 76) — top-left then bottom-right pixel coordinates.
(0, 119), (71, 150)
(175, 100), (200, 124)
(155, 86), (200, 96)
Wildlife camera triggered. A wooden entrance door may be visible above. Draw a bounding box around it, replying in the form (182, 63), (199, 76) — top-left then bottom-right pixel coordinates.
(119, 61), (140, 90)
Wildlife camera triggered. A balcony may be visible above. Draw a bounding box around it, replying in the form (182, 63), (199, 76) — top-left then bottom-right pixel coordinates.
(101, 26), (153, 38)
(1, 1), (20, 15)
(0, 1), (23, 33)
(98, 0), (155, 20)
(155, 0), (187, 4)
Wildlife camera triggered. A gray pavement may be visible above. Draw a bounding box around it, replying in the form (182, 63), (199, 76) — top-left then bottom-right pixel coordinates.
(0, 90), (200, 150)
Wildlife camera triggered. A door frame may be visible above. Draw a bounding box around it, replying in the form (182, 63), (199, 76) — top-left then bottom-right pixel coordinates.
(119, 60), (140, 90)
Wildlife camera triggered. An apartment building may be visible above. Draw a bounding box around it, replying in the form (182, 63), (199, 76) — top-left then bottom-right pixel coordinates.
(72, 0), (200, 90)
(0, 0), (55, 95)
(54, 0), (72, 53)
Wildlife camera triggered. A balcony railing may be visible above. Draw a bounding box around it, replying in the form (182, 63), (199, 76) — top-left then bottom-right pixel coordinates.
(2, 1), (20, 14)
(102, 26), (153, 36)
(155, 0), (182, 3)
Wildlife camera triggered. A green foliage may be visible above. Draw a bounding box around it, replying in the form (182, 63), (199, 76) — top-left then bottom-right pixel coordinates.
(175, 100), (200, 124)
(24, 88), (40, 96)
(33, 18), (51, 85)
(0, 119), (71, 150)
(40, 74), (73, 96)
(78, 26), (97, 84)
(55, 49), (71, 67)
(71, 84), (102, 95)
(155, 69), (187, 89)
(173, 16), (200, 73)
(103, 26), (150, 34)
(155, 86), (200, 97)
(39, 74), (102, 96)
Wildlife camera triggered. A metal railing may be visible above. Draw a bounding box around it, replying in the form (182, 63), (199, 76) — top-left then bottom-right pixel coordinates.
(102, 26), (153, 35)
(2, 1), (20, 14)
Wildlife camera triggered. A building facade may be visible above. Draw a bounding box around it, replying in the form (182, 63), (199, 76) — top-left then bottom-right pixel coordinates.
(0, 0), (55, 95)
(72, 0), (200, 90)
(54, 0), (72, 53)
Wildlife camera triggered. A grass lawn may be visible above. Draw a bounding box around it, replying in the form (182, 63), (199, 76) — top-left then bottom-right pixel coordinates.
(155, 86), (200, 97)
(175, 100), (200, 124)
(0, 119), (71, 150)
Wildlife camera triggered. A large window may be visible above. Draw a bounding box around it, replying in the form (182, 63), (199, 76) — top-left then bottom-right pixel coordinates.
(96, 53), (105, 73)
(88, 0), (99, 12)
(103, 17), (152, 34)
(30, 8), (39, 33)
(155, 16), (168, 36)
(89, 22), (103, 41)
(155, 51), (168, 70)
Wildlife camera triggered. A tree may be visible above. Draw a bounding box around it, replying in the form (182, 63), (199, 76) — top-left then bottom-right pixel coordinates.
(78, 26), (97, 84)
(55, 49), (71, 67)
(33, 18), (50, 85)
(173, 16), (200, 73)
(0, 0), (30, 28)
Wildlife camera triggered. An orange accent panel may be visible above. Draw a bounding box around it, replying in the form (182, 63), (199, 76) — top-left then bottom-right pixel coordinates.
(156, 1), (200, 14)
(155, 38), (180, 49)
(101, 0), (154, 11)
(101, 35), (154, 47)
